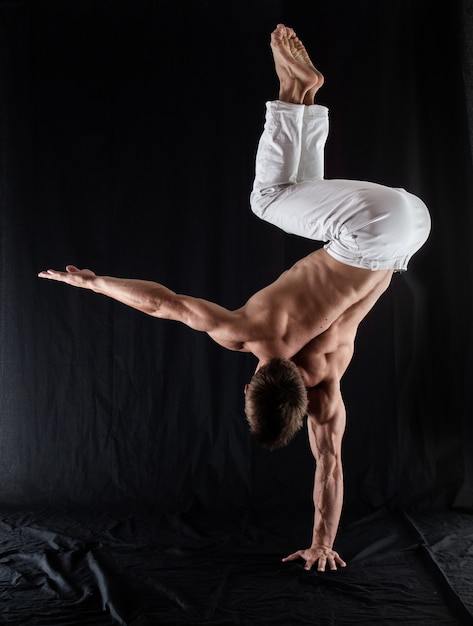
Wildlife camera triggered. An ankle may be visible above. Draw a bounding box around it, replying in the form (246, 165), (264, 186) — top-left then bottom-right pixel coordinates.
(278, 83), (307, 105)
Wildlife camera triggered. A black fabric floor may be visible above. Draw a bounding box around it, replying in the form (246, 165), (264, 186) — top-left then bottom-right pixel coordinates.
(0, 505), (472, 625)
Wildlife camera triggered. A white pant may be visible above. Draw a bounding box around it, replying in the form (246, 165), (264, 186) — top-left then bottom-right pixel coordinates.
(250, 101), (431, 271)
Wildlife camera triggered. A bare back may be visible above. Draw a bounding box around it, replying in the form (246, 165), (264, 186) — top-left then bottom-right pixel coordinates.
(221, 248), (393, 367)
(292, 275), (392, 388)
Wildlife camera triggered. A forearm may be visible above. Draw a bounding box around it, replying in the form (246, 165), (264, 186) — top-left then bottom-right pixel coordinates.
(282, 456), (346, 572)
(311, 459), (344, 549)
(91, 276), (177, 317)
(38, 266), (179, 318)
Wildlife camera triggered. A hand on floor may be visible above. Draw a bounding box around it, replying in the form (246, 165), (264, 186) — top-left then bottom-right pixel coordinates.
(282, 545), (346, 571)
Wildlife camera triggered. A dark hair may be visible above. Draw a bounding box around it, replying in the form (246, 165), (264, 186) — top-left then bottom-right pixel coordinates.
(244, 358), (308, 449)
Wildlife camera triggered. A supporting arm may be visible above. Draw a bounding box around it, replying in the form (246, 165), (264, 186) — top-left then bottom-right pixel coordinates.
(283, 380), (347, 571)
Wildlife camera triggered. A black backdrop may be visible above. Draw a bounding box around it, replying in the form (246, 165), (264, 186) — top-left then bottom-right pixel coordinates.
(1, 3), (473, 621)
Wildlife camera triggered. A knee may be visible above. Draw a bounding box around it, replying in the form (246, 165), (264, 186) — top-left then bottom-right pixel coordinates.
(249, 188), (268, 218)
(390, 189), (431, 245)
(365, 187), (431, 258)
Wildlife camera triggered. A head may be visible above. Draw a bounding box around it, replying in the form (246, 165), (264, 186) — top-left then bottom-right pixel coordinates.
(244, 358), (308, 450)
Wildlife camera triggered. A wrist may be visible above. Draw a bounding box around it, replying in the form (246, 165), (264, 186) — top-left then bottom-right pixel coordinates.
(89, 275), (103, 293)
(311, 542), (332, 550)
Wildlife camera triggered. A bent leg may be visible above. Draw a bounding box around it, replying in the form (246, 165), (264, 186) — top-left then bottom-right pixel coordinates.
(250, 23), (431, 271)
(250, 24), (330, 237)
(250, 101), (329, 226)
(251, 100), (305, 194)
(252, 173), (431, 271)
(299, 104), (329, 182)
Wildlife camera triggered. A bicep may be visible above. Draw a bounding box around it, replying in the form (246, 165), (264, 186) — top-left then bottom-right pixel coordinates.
(307, 387), (346, 460)
(171, 295), (247, 350)
(169, 295), (231, 331)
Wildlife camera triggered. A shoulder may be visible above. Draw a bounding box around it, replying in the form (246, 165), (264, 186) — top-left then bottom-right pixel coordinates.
(206, 308), (266, 352)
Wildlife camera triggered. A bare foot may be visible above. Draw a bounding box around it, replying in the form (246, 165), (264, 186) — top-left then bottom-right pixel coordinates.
(270, 24), (324, 105)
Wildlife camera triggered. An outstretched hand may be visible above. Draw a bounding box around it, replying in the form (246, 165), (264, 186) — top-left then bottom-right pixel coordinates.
(282, 545), (346, 572)
(38, 265), (97, 289)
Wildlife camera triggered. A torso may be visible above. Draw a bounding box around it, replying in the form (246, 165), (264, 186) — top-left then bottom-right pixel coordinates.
(208, 248), (393, 387)
(239, 248), (390, 350)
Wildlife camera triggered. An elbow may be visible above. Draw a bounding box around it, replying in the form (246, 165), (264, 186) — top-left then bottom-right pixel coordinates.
(319, 453), (343, 476)
(147, 288), (179, 318)
(331, 458), (343, 481)
(144, 294), (166, 317)
(312, 438), (343, 474)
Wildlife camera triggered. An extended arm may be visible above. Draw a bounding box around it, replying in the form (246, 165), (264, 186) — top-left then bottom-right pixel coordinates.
(38, 265), (246, 349)
(283, 380), (347, 571)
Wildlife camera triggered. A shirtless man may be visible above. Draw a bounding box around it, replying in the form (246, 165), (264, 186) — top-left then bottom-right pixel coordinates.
(38, 24), (431, 572)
